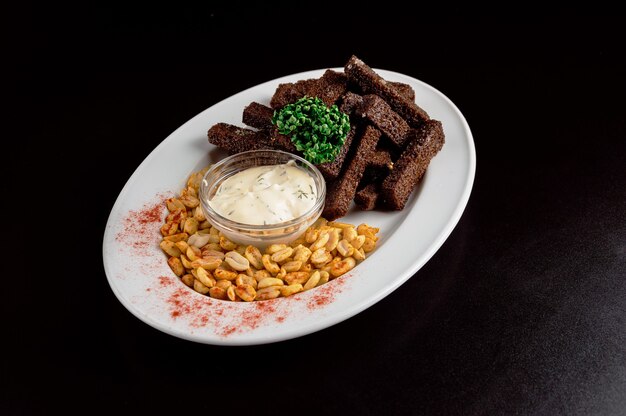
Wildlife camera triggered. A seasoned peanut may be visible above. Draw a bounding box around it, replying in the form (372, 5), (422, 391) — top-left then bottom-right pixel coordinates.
(303, 271), (321, 291)
(180, 254), (193, 269)
(255, 287), (281, 301)
(235, 274), (257, 289)
(325, 228), (340, 252)
(280, 260), (302, 273)
(219, 236), (237, 251)
(216, 280), (232, 290)
(214, 267), (237, 281)
(261, 254), (280, 275)
(330, 257), (356, 277)
(167, 257), (184, 276)
(271, 247), (293, 263)
(163, 232), (189, 243)
(257, 277), (285, 289)
(350, 235), (365, 250)
(362, 238), (376, 253)
(193, 279), (210, 294)
(342, 226), (358, 243)
(195, 267), (215, 288)
(193, 206), (206, 222)
(181, 273), (194, 287)
(227, 285), (237, 301)
(186, 246), (201, 261)
(352, 247), (365, 261)
(201, 249), (224, 260)
(224, 251), (250, 271)
(245, 245), (264, 269)
(318, 270), (330, 285)
(283, 271), (310, 285)
(208, 286), (228, 300)
(336, 239), (354, 257)
(266, 244), (287, 255)
(174, 240), (189, 254)
(293, 245), (312, 263)
(190, 257), (222, 270)
(166, 198), (186, 212)
(280, 284), (303, 297)
(253, 269), (271, 282)
(304, 227), (319, 243)
(187, 232), (210, 248)
(235, 284), (256, 302)
(160, 240), (182, 257)
(310, 248), (332, 265)
(310, 231), (330, 251)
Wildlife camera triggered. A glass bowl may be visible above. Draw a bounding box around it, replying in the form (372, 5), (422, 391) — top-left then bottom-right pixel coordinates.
(199, 150), (326, 249)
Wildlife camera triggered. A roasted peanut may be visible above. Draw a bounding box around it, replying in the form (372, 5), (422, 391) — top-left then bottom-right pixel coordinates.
(219, 236), (237, 251)
(253, 269), (271, 282)
(352, 247), (365, 261)
(224, 251), (250, 271)
(193, 206), (206, 222)
(318, 270), (330, 285)
(193, 279), (210, 295)
(244, 245), (264, 269)
(227, 285), (237, 301)
(303, 270), (321, 291)
(180, 254), (193, 269)
(336, 239), (354, 257)
(310, 231), (330, 251)
(271, 247), (293, 263)
(325, 228), (340, 252)
(235, 274), (257, 289)
(280, 260), (302, 273)
(160, 240), (182, 257)
(162, 232), (189, 243)
(181, 273), (194, 287)
(214, 267), (237, 281)
(186, 246), (201, 261)
(310, 248), (332, 265)
(208, 286), (228, 300)
(174, 240), (189, 254)
(190, 257), (222, 270)
(261, 254), (280, 275)
(255, 287), (281, 301)
(195, 267), (215, 288)
(330, 257), (356, 277)
(304, 227), (319, 243)
(362, 238), (376, 253)
(283, 271), (310, 285)
(257, 277), (285, 289)
(167, 257), (184, 276)
(280, 284), (303, 297)
(266, 244), (287, 255)
(350, 235), (365, 250)
(235, 284), (256, 302)
(293, 245), (312, 263)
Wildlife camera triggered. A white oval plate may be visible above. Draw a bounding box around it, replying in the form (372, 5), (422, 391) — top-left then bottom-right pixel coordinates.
(103, 68), (475, 345)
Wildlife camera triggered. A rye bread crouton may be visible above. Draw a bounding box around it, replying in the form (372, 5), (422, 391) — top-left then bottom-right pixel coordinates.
(380, 119), (445, 210)
(322, 125), (381, 220)
(345, 55), (429, 128)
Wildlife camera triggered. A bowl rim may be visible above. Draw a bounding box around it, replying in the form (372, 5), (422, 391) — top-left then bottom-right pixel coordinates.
(199, 149), (326, 232)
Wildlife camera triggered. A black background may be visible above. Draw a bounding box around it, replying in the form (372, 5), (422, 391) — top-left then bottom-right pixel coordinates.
(11, 4), (625, 416)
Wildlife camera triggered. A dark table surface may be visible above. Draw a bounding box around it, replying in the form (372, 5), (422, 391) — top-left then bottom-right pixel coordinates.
(12, 5), (625, 416)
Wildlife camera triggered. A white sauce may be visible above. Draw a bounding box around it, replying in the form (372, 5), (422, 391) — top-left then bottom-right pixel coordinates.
(208, 161), (317, 225)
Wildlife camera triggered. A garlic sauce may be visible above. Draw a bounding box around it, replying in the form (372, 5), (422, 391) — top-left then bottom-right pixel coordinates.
(208, 161), (317, 225)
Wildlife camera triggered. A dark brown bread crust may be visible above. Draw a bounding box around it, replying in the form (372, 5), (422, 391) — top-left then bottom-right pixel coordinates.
(369, 149), (394, 169)
(270, 78), (318, 109)
(356, 94), (411, 147)
(270, 70), (348, 109)
(339, 91), (363, 116)
(354, 183), (379, 211)
(380, 120), (445, 210)
(316, 125), (357, 181)
(207, 123), (273, 153)
(389, 82), (415, 102)
(322, 125), (381, 220)
(242, 102), (274, 130)
(345, 55), (429, 128)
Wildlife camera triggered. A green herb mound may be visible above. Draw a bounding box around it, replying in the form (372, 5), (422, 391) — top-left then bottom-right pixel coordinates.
(272, 96), (351, 164)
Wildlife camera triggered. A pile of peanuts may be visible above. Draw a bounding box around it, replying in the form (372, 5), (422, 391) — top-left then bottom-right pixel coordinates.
(160, 167), (380, 302)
